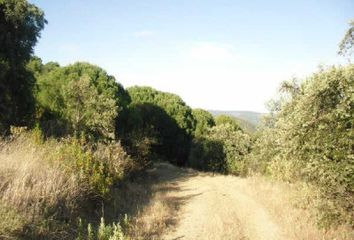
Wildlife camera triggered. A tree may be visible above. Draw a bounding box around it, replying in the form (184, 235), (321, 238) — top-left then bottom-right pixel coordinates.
(0, 0), (46, 133)
(215, 115), (242, 131)
(122, 86), (196, 165)
(251, 65), (354, 227)
(36, 62), (130, 139)
(63, 75), (118, 139)
(192, 108), (215, 136)
(208, 124), (251, 175)
(189, 123), (251, 174)
(127, 86), (195, 134)
(339, 20), (354, 57)
(188, 137), (226, 172)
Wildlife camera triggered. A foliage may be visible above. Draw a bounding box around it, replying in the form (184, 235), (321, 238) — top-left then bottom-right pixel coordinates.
(192, 108), (215, 136)
(0, 129), (136, 238)
(35, 62), (130, 139)
(77, 217), (127, 240)
(64, 75), (118, 139)
(189, 137), (226, 172)
(0, 0), (46, 133)
(215, 115), (243, 132)
(27, 56), (60, 76)
(189, 123), (251, 175)
(57, 138), (133, 198)
(208, 124), (251, 175)
(127, 86), (195, 134)
(251, 65), (354, 227)
(339, 20), (354, 57)
(121, 87), (196, 165)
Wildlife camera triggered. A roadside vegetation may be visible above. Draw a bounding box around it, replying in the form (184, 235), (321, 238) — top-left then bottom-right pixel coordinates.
(0, 0), (353, 239)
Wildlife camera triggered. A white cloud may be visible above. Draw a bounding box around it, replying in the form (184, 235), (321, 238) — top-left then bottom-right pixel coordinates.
(133, 30), (154, 37)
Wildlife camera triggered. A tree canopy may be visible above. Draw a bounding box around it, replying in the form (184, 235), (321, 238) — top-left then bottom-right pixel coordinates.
(127, 86), (196, 134)
(119, 86), (196, 165)
(35, 62), (130, 138)
(215, 115), (242, 132)
(192, 108), (215, 136)
(250, 65), (354, 226)
(0, 0), (46, 133)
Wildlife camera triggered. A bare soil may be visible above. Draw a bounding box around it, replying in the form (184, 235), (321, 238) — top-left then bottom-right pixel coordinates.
(155, 163), (282, 240)
(140, 162), (353, 240)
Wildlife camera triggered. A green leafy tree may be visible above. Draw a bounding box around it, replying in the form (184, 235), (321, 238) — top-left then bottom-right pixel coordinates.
(127, 86), (195, 134)
(208, 123), (251, 175)
(251, 65), (354, 227)
(189, 123), (251, 175)
(62, 75), (118, 138)
(0, 0), (46, 133)
(215, 115), (242, 131)
(121, 86), (196, 165)
(192, 108), (215, 136)
(27, 56), (60, 76)
(36, 62), (130, 139)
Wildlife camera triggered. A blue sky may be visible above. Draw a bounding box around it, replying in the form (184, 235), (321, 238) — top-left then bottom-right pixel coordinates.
(30, 0), (353, 112)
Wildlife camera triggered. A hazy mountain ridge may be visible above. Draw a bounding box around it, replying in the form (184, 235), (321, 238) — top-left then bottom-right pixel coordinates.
(209, 110), (265, 127)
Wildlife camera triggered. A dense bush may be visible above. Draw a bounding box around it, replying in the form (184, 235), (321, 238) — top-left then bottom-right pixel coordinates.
(189, 137), (226, 172)
(208, 124), (252, 175)
(250, 65), (354, 227)
(189, 123), (251, 175)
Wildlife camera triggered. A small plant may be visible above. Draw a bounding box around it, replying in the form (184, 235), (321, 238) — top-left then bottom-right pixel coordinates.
(77, 217), (126, 240)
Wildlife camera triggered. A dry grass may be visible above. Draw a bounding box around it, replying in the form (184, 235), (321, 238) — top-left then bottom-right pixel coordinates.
(0, 129), (162, 239)
(106, 163), (184, 240)
(0, 133), (88, 238)
(235, 176), (354, 240)
(128, 184), (178, 240)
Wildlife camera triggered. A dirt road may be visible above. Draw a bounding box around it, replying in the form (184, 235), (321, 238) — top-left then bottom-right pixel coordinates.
(147, 163), (283, 240)
(134, 163), (351, 240)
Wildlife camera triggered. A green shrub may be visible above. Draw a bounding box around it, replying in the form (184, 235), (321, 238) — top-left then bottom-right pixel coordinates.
(189, 123), (251, 175)
(57, 138), (133, 198)
(76, 218), (126, 240)
(189, 137), (226, 172)
(208, 124), (251, 175)
(251, 65), (354, 227)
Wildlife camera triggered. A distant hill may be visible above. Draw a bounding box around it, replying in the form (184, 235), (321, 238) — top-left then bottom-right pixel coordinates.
(209, 110), (265, 125)
(209, 110), (265, 134)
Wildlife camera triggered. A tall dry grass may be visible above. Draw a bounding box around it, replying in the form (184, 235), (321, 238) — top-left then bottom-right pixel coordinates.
(0, 128), (148, 239)
(0, 131), (88, 238)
